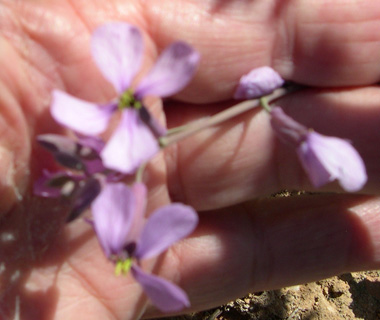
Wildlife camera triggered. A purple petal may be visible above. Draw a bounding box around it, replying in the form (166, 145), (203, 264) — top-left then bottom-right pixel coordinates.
(34, 170), (84, 198)
(234, 66), (284, 99)
(125, 183), (148, 243)
(138, 106), (167, 137)
(91, 183), (136, 257)
(54, 152), (84, 171)
(91, 23), (143, 93)
(270, 107), (308, 148)
(51, 90), (113, 135)
(67, 177), (102, 222)
(34, 170), (64, 198)
(77, 135), (105, 154)
(100, 109), (160, 173)
(77, 136), (106, 174)
(37, 134), (78, 155)
(83, 158), (106, 175)
(131, 265), (190, 312)
(37, 134), (85, 170)
(135, 204), (198, 260)
(297, 132), (367, 192)
(135, 42), (200, 98)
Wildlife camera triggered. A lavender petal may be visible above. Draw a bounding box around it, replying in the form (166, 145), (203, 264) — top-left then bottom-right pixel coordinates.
(298, 132), (367, 192)
(131, 265), (190, 312)
(234, 66), (284, 99)
(51, 90), (113, 135)
(92, 183), (136, 257)
(91, 23), (144, 93)
(124, 183), (148, 244)
(135, 42), (200, 98)
(136, 203), (198, 260)
(270, 107), (308, 148)
(100, 109), (160, 174)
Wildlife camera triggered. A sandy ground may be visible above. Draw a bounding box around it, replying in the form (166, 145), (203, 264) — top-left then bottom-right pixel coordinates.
(160, 271), (380, 320)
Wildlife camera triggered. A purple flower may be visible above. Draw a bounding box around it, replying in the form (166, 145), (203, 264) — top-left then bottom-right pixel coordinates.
(51, 22), (200, 174)
(34, 134), (116, 222)
(270, 107), (367, 192)
(234, 66), (284, 99)
(91, 182), (198, 312)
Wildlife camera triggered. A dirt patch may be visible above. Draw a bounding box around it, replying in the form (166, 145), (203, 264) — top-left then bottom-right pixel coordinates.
(159, 270), (380, 320)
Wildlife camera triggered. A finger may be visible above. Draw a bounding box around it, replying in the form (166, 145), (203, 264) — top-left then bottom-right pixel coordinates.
(144, 0), (380, 102)
(143, 193), (380, 317)
(165, 86), (380, 211)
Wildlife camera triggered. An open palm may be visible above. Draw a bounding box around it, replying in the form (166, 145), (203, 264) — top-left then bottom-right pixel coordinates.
(2, 1), (380, 319)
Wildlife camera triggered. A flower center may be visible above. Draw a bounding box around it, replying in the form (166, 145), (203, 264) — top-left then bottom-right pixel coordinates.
(118, 89), (142, 110)
(115, 257), (133, 276)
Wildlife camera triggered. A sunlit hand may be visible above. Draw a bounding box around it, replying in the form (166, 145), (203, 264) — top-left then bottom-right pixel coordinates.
(1, 1), (380, 319)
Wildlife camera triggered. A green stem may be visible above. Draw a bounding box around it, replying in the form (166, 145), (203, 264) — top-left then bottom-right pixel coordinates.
(160, 86), (299, 147)
(135, 162), (147, 183)
(165, 117), (211, 136)
(260, 96), (271, 113)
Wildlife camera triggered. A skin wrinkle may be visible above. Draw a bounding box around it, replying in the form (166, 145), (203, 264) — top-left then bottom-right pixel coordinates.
(0, 53), (30, 214)
(170, 142), (187, 205)
(64, 259), (118, 320)
(246, 201), (275, 292)
(66, 0), (92, 33)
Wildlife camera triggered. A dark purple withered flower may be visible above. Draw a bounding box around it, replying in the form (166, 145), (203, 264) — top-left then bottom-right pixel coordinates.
(51, 22), (200, 174)
(270, 107), (367, 192)
(90, 182), (198, 312)
(234, 66), (284, 99)
(34, 134), (115, 222)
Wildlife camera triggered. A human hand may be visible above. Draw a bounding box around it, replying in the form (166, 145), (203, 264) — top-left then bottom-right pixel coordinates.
(1, 1), (380, 319)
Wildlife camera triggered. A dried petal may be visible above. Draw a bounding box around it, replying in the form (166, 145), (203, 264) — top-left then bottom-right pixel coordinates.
(37, 134), (78, 155)
(91, 23), (144, 93)
(136, 42), (200, 98)
(34, 170), (65, 198)
(54, 152), (84, 171)
(136, 203), (198, 260)
(131, 265), (190, 312)
(67, 177), (102, 222)
(234, 66), (284, 99)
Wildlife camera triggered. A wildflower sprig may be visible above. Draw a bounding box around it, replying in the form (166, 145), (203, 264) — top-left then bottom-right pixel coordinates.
(34, 21), (368, 313)
(245, 68), (367, 191)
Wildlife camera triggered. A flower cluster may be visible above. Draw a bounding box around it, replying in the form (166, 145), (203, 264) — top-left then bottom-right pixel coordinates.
(234, 67), (367, 192)
(51, 22), (199, 174)
(35, 21), (368, 315)
(35, 22), (200, 312)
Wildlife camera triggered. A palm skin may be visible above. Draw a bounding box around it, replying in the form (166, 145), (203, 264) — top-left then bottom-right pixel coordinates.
(1, 0), (380, 319)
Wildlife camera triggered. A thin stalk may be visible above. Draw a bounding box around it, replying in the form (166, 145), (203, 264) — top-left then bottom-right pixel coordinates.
(260, 96), (271, 113)
(160, 86), (298, 147)
(135, 162), (147, 183)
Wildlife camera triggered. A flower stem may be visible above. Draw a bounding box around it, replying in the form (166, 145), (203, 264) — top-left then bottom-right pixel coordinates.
(160, 85), (300, 147)
(260, 97), (271, 113)
(135, 162), (147, 183)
